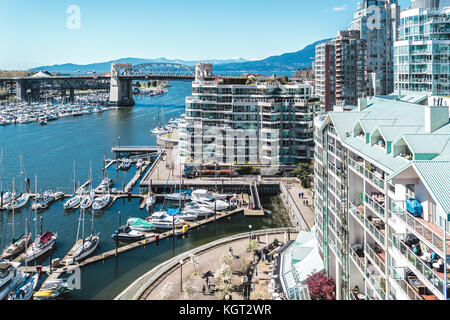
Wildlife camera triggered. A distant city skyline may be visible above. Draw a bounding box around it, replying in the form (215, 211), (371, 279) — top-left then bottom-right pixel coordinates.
(1, 0), (411, 70)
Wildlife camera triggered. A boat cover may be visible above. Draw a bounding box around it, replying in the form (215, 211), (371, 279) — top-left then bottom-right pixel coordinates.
(128, 218), (154, 229)
(167, 208), (181, 216)
(39, 231), (55, 244)
(174, 189), (192, 195)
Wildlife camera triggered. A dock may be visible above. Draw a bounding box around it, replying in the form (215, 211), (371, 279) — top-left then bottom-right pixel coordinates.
(124, 161), (151, 193)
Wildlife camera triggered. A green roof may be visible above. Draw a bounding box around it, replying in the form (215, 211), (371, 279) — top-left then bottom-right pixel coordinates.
(403, 134), (450, 156)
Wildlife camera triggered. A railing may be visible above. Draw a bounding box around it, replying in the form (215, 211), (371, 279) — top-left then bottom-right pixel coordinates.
(348, 157), (365, 176)
(349, 245), (365, 274)
(365, 243), (386, 275)
(392, 234), (445, 299)
(365, 268), (386, 300)
(364, 169), (385, 190)
(364, 193), (386, 220)
(391, 201), (446, 256)
(328, 144), (342, 158)
(350, 202), (386, 248)
(391, 267), (423, 301)
(328, 161), (343, 179)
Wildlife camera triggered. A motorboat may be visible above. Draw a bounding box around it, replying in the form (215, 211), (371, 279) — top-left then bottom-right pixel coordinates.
(177, 212), (198, 221)
(111, 225), (146, 242)
(192, 189), (228, 201)
(79, 192), (94, 210)
(63, 194), (82, 210)
(1, 234), (32, 260)
(118, 159), (132, 171)
(4, 193), (30, 211)
(33, 279), (72, 300)
(182, 202), (214, 217)
(147, 211), (185, 229)
(191, 195), (230, 211)
(31, 192), (55, 210)
(23, 231), (58, 264)
(151, 125), (168, 135)
(92, 194), (111, 211)
(164, 190), (192, 201)
(0, 262), (25, 300)
(145, 195), (156, 211)
(127, 218), (155, 233)
(97, 177), (113, 191)
(8, 273), (39, 300)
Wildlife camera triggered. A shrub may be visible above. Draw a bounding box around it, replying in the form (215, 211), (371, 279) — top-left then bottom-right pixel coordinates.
(305, 272), (336, 300)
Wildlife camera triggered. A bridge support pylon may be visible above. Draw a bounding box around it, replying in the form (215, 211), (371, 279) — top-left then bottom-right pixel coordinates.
(110, 63), (135, 107)
(15, 80), (27, 101)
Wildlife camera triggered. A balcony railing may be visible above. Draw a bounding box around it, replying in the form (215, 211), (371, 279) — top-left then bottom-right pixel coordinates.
(392, 234), (445, 299)
(349, 246), (366, 274)
(364, 169), (385, 190)
(365, 243), (386, 275)
(348, 157), (365, 176)
(350, 202), (386, 248)
(391, 267), (423, 301)
(365, 268), (386, 300)
(391, 201), (447, 256)
(364, 193), (386, 220)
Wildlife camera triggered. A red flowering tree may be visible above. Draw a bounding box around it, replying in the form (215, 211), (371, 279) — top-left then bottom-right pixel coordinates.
(305, 272), (336, 300)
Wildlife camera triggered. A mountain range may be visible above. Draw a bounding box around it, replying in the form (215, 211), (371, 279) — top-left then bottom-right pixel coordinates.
(29, 39), (331, 75)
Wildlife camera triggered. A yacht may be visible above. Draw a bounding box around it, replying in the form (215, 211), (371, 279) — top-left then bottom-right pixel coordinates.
(164, 190), (192, 201)
(118, 159), (132, 171)
(31, 192), (55, 210)
(63, 194), (82, 210)
(145, 195), (156, 211)
(182, 202), (214, 217)
(191, 195), (230, 211)
(96, 177), (113, 191)
(5, 193), (30, 211)
(111, 225), (146, 242)
(69, 233), (100, 264)
(147, 211), (185, 229)
(1, 234), (32, 260)
(1, 192), (15, 206)
(23, 231), (58, 264)
(150, 125), (167, 135)
(177, 212), (198, 221)
(79, 192), (94, 210)
(92, 194), (111, 211)
(8, 273), (39, 300)
(192, 189), (228, 201)
(0, 262), (25, 300)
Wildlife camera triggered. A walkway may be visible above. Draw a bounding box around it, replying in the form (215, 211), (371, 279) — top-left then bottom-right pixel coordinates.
(144, 232), (296, 300)
(284, 180), (315, 230)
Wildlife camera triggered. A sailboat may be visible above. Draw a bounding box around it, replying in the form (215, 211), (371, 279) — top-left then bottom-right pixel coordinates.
(67, 208), (99, 264)
(1, 179), (32, 260)
(63, 161), (82, 210)
(80, 162), (94, 210)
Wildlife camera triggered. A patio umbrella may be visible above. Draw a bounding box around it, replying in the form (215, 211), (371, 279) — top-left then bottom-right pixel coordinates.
(201, 271), (214, 279)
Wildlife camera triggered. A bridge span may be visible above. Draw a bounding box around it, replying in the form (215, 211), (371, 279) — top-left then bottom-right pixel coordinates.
(0, 62), (243, 106)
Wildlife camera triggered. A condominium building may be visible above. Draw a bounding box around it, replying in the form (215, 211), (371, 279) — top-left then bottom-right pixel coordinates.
(314, 30), (366, 111)
(394, 0), (449, 95)
(313, 93), (450, 300)
(178, 63), (323, 166)
(351, 0), (401, 96)
(315, 41), (336, 112)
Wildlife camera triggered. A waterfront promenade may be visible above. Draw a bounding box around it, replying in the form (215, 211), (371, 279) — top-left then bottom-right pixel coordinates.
(116, 228), (299, 300)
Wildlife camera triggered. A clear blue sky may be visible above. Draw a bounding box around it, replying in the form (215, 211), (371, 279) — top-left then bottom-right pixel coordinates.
(0, 0), (411, 70)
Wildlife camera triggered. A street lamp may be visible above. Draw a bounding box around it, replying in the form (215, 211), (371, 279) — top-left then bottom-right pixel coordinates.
(180, 259), (184, 293)
(248, 224), (252, 239)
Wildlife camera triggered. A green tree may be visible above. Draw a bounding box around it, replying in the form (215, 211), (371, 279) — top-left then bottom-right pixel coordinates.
(292, 162), (313, 188)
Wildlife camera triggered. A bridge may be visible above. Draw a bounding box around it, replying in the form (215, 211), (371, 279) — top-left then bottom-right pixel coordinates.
(0, 62), (239, 106)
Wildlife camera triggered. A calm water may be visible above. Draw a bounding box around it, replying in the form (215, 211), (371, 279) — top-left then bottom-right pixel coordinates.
(0, 81), (290, 300)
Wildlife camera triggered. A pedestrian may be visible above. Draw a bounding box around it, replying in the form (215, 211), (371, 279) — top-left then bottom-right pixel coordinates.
(229, 246), (233, 257)
(202, 284), (206, 295)
(298, 192), (301, 199)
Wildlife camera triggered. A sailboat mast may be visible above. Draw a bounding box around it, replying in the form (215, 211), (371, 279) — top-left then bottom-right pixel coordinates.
(12, 178), (15, 241)
(73, 160), (76, 193)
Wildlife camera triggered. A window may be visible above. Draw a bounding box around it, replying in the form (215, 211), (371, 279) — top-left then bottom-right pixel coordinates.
(405, 184), (415, 199)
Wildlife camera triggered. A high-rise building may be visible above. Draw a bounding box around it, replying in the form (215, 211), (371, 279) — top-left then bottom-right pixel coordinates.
(313, 92), (450, 300)
(394, 0), (449, 95)
(335, 30), (367, 107)
(314, 31), (366, 111)
(178, 63), (323, 166)
(351, 0), (401, 96)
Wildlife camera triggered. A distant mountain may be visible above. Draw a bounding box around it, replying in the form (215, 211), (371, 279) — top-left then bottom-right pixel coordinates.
(28, 57), (249, 74)
(214, 39), (332, 74)
(28, 38), (332, 75)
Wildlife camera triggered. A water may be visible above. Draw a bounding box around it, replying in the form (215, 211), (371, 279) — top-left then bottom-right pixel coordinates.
(0, 81), (290, 300)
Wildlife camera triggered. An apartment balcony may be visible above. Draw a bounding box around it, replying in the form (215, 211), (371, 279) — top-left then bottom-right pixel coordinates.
(327, 144), (343, 159)
(348, 156), (365, 176)
(390, 267), (438, 301)
(365, 242), (386, 276)
(365, 266), (386, 300)
(364, 192), (386, 221)
(392, 234), (448, 299)
(328, 161), (343, 180)
(350, 202), (386, 249)
(364, 166), (385, 190)
(390, 201), (450, 258)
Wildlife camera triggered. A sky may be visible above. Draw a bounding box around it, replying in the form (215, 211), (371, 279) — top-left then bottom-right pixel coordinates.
(0, 0), (412, 70)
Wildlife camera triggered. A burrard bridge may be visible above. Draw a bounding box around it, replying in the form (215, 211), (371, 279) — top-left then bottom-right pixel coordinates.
(0, 62), (227, 106)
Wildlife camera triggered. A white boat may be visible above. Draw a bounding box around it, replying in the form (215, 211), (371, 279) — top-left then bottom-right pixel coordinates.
(127, 218), (155, 232)
(5, 193), (30, 211)
(79, 192), (94, 210)
(63, 194), (82, 210)
(183, 202), (214, 217)
(92, 194), (111, 211)
(8, 273), (39, 300)
(192, 189), (228, 201)
(1, 234), (32, 260)
(23, 231), (58, 264)
(191, 196), (230, 211)
(31, 192), (55, 210)
(0, 192), (14, 206)
(148, 211), (185, 229)
(164, 191), (192, 201)
(118, 159), (132, 171)
(145, 195), (156, 211)
(151, 125), (168, 135)
(177, 212), (198, 221)
(0, 262), (25, 300)
(70, 233), (99, 264)
(97, 177), (113, 191)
